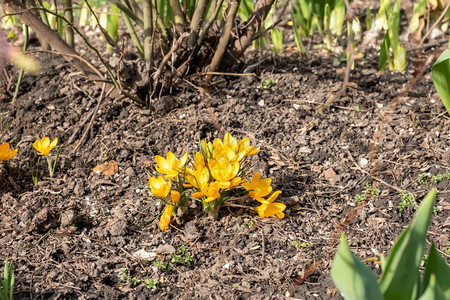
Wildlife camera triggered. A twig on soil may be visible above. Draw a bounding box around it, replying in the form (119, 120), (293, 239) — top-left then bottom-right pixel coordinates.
(8, 174), (20, 191)
(420, 3), (450, 45)
(71, 83), (106, 154)
(427, 238), (450, 258)
(68, 83), (103, 145)
(151, 32), (189, 94)
(26, 50), (104, 80)
(345, 148), (404, 193)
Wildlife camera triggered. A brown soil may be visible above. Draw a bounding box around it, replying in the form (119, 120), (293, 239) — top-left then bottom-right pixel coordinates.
(1, 38), (449, 299)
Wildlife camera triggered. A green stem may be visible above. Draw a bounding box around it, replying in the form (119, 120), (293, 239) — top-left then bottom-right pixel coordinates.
(143, 0), (152, 62)
(206, 202), (221, 219)
(121, 12), (144, 59)
(46, 155), (53, 177)
(188, 0), (209, 47)
(63, 0), (74, 47)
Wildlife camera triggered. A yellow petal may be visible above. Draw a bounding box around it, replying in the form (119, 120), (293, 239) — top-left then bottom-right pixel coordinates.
(0, 142), (18, 161)
(171, 190), (180, 204)
(159, 205), (173, 230)
(266, 191), (282, 203)
(192, 191), (204, 199)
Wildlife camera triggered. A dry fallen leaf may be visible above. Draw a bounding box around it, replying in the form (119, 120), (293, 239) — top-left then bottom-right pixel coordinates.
(322, 168), (336, 180)
(93, 161), (119, 176)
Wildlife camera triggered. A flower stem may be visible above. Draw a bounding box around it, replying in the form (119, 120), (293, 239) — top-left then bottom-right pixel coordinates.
(46, 155), (54, 177)
(206, 203), (221, 219)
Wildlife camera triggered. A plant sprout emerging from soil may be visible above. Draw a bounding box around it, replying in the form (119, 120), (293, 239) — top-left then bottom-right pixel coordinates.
(398, 191), (418, 211)
(354, 183), (380, 205)
(153, 245), (193, 272)
(0, 260), (14, 300)
(148, 132), (286, 230)
(145, 278), (158, 290)
(118, 268), (141, 288)
(32, 137), (61, 180)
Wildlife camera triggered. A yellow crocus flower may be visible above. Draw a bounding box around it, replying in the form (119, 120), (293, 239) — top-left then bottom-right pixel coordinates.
(208, 159), (240, 189)
(241, 172), (272, 201)
(255, 191), (285, 219)
(155, 152), (188, 179)
(186, 167), (209, 189)
(33, 137), (58, 156)
(160, 204), (173, 230)
(0, 142), (18, 161)
(192, 181), (221, 202)
(149, 176), (172, 198)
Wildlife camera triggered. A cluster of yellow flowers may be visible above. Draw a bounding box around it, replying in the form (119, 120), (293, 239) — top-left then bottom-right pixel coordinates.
(0, 137), (58, 162)
(0, 137), (59, 181)
(148, 133), (286, 230)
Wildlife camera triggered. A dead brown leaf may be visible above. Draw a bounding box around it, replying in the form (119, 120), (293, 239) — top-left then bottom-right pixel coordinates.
(93, 161), (119, 176)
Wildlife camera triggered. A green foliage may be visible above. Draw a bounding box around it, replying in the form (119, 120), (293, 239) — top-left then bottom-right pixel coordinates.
(331, 235), (383, 300)
(290, 0), (346, 56)
(397, 191), (418, 211)
(332, 189), (450, 300)
(260, 79), (276, 90)
(0, 260), (14, 300)
(154, 245), (193, 272)
(145, 278), (159, 290)
(378, 0), (407, 73)
(432, 49), (450, 116)
(354, 183), (380, 205)
(169, 245), (193, 267)
(270, 28), (284, 54)
(408, 0), (427, 33)
(418, 172), (450, 186)
(291, 241), (311, 250)
(118, 268), (141, 287)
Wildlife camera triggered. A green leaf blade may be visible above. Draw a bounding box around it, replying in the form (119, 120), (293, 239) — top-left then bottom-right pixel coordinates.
(379, 189), (437, 300)
(421, 243), (450, 299)
(331, 234), (383, 300)
(432, 49), (450, 116)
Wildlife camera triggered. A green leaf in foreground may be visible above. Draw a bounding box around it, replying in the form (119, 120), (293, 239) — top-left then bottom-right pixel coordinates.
(432, 48), (450, 116)
(418, 275), (446, 300)
(379, 188), (436, 300)
(330, 234), (383, 300)
(421, 243), (450, 299)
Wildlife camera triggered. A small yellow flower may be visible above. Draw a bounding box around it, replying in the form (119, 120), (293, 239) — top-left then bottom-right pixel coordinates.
(0, 142), (18, 161)
(208, 159), (240, 189)
(149, 176), (172, 198)
(255, 191), (285, 219)
(33, 137), (58, 156)
(160, 204), (174, 230)
(186, 167), (209, 189)
(192, 181), (221, 203)
(155, 152), (188, 179)
(224, 132), (260, 162)
(171, 190), (180, 204)
(241, 172), (272, 200)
